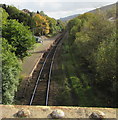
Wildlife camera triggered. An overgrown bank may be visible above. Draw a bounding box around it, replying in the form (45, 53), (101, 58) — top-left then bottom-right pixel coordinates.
(52, 10), (117, 107)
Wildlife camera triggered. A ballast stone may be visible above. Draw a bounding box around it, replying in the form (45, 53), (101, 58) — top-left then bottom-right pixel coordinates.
(89, 110), (105, 119)
(16, 109), (30, 117)
(50, 109), (65, 119)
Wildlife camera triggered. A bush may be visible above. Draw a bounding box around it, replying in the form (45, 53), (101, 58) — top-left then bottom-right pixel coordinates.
(95, 32), (116, 94)
(2, 38), (21, 104)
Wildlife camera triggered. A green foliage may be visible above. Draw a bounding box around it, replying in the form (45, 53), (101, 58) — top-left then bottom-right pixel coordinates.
(17, 12), (36, 29)
(70, 76), (83, 102)
(68, 18), (79, 31)
(46, 17), (58, 34)
(57, 80), (72, 105)
(3, 5), (35, 29)
(64, 12), (117, 107)
(39, 11), (47, 16)
(95, 32), (116, 92)
(57, 20), (65, 31)
(105, 7), (116, 18)
(2, 19), (35, 60)
(6, 5), (20, 18)
(2, 38), (21, 104)
(0, 8), (9, 25)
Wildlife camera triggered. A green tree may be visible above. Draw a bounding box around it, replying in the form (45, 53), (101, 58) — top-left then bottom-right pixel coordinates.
(6, 5), (20, 19)
(3, 5), (35, 29)
(95, 31), (116, 107)
(2, 38), (21, 104)
(46, 17), (57, 34)
(105, 7), (116, 18)
(95, 31), (116, 91)
(39, 11), (46, 16)
(56, 20), (65, 31)
(17, 12), (36, 29)
(0, 8), (9, 25)
(2, 19), (35, 60)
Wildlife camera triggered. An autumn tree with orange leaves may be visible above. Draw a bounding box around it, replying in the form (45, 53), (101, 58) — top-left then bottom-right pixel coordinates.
(33, 14), (50, 36)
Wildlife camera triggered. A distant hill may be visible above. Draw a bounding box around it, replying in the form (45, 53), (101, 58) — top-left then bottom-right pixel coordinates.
(59, 14), (80, 22)
(87, 3), (116, 13)
(59, 2), (116, 22)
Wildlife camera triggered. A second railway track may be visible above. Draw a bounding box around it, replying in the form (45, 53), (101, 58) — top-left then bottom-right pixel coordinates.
(29, 33), (64, 106)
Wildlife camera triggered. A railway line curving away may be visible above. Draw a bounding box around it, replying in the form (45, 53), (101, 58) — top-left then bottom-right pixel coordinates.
(15, 33), (64, 105)
(29, 33), (64, 105)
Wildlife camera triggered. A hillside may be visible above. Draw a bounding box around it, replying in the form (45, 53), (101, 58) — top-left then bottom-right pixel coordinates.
(60, 2), (116, 22)
(88, 3), (116, 14)
(59, 14), (80, 22)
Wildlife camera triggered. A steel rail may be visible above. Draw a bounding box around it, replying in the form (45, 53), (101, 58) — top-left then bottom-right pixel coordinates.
(29, 43), (54, 105)
(45, 40), (60, 106)
(29, 35), (62, 105)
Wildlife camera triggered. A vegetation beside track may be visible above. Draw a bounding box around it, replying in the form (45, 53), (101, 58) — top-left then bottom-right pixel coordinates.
(52, 8), (117, 107)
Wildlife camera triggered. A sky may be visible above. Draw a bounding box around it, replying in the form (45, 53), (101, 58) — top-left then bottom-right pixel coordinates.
(0, 0), (117, 19)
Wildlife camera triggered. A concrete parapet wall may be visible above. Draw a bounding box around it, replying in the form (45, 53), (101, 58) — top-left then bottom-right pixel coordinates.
(0, 105), (117, 119)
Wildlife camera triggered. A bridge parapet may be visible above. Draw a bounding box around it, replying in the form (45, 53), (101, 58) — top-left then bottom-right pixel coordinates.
(0, 105), (117, 119)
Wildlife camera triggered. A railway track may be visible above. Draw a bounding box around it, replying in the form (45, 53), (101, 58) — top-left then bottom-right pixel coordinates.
(29, 33), (63, 106)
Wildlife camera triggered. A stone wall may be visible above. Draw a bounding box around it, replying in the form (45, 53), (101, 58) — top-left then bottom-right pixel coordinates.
(0, 105), (117, 119)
